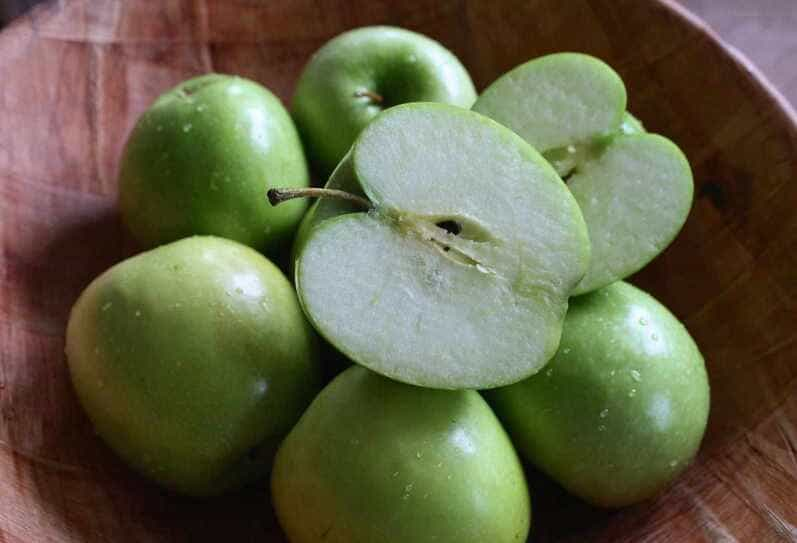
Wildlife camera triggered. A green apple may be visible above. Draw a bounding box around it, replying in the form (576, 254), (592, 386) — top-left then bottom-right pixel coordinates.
(272, 366), (531, 543)
(473, 53), (693, 294)
(65, 236), (321, 496)
(486, 281), (710, 508)
(620, 111), (645, 135)
(273, 102), (590, 389)
(292, 26), (477, 177)
(119, 74), (309, 253)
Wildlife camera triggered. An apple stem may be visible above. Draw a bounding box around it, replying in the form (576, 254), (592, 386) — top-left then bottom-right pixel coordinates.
(267, 188), (373, 210)
(354, 89), (384, 104)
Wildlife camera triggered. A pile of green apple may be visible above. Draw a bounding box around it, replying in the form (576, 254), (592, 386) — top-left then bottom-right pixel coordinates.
(65, 25), (709, 542)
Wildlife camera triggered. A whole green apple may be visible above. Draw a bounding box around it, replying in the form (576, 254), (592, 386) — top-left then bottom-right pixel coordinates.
(272, 366), (530, 543)
(119, 74), (309, 253)
(487, 281), (710, 508)
(275, 103), (590, 390)
(65, 236), (321, 496)
(292, 26), (477, 177)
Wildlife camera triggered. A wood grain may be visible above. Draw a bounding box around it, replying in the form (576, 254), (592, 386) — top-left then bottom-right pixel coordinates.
(1, 1), (795, 541)
(678, 0), (797, 108)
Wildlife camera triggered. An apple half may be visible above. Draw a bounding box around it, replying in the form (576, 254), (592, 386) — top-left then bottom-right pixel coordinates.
(474, 53), (693, 295)
(281, 103), (590, 390)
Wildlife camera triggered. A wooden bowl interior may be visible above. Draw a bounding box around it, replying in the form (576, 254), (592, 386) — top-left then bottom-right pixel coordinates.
(1, 1), (795, 541)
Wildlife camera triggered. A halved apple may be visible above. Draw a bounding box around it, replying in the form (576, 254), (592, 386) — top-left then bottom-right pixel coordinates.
(280, 103), (590, 389)
(474, 53), (693, 294)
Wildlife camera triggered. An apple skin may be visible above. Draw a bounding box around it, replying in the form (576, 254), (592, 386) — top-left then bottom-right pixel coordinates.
(119, 74), (309, 254)
(65, 236), (321, 496)
(292, 26), (477, 177)
(486, 281), (710, 508)
(620, 112), (645, 135)
(272, 366), (531, 543)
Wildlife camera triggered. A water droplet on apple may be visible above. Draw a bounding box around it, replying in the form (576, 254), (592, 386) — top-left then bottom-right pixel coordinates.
(135, 310), (141, 317)
(651, 333), (659, 341)
(101, 302), (112, 311)
(182, 123), (192, 133)
(628, 388), (637, 398)
(669, 460), (678, 467)
(562, 347), (571, 354)
(598, 425), (606, 432)
(545, 368), (553, 377)
(599, 408), (609, 418)
(630, 369), (642, 382)
(639, 317), (648, 326)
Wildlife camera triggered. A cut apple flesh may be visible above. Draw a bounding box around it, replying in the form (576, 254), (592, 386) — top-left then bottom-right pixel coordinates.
(540, 130), (692, 295)
(475, 54), (692, 294)
(473, 53), (627, 153)
(295, 103), (590, 389)
(567, 134), (692, 294)
(542, 111), (645, 178)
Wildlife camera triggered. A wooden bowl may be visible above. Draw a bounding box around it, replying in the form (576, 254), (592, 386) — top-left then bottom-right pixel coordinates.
(1, 1), (795, 541)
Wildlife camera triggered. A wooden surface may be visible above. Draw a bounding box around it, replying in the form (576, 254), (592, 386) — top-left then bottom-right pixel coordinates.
(679, 0), (797, 108)
(1, 1), (796, 541)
